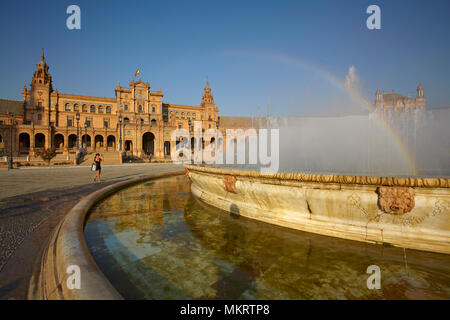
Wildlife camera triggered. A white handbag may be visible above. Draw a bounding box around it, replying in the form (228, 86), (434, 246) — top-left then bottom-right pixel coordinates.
(91, 163), (96, 171)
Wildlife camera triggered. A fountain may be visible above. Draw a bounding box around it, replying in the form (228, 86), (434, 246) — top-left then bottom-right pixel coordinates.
(84, 176), (450, 299)
(77, 93), (449, 300)
(186, 107), (450, 254)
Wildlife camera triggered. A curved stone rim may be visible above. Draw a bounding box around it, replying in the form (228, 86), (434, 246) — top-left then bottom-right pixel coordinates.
(185, 165), (450, 188)
(186, 165), (450, 254)
(28, 171), (184, 300)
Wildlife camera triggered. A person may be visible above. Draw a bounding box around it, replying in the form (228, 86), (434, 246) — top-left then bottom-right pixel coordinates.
(93, 153), (102, 182)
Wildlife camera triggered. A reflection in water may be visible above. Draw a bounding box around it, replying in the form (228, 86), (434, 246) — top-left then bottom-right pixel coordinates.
(85, 176), (450, 300)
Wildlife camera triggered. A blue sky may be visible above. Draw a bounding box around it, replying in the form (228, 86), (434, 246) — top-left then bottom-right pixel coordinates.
(0, 0), (449, 116)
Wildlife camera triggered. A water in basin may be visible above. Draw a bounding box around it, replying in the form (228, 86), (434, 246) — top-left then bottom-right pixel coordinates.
(85, 175), (450, 299)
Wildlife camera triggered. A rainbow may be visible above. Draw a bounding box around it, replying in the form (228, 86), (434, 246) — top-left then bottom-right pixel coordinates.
(221, 50), (417, 176)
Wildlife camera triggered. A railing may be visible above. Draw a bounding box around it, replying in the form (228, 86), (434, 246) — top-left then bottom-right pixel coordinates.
(3, 156), (73, 162)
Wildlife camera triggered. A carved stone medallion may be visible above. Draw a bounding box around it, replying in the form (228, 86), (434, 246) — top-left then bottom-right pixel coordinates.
(378, 186), (415, 215)
(223, 174), (237, 193)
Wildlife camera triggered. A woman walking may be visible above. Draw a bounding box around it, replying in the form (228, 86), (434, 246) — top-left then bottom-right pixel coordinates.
(93, 153), (102, 182)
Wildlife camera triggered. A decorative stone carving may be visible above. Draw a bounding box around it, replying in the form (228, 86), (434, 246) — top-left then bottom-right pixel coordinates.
(432, 199), (448, 217)
(223, 174), (237, 193)
(348, 193), (380, 222)
(185, 167), (190, 180)
(378, 186), (415, 215)
(185, 165), (450, 188)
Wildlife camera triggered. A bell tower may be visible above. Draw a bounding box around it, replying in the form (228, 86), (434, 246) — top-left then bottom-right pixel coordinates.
(416, 84), (426, 109)
(417, 84), (424, 98)
(28, 49), (53, 125)
(201, 81), (214, 106)
(375, 89), (381, 109)
(201, 80), (218, 126)
(31, 49), (53, 90)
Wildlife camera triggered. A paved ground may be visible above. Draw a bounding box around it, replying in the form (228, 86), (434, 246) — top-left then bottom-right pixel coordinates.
(0, 163), (183, 299)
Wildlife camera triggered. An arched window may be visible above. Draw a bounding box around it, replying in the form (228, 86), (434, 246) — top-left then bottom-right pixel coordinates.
(65, 103), (71, 111)
(192, 113), (196, 119)
(138, 105), (143, 113)
(90, 105), (95, 113)
(82, 104), (87, 112)
(176, 112), (179, 119)
(124, 117), (130, 123)
(152, 105), (156, 113)
(106, 106), (111, 113)
(74, 104), (79, 111)
(98, 106), (104, 113)
(151, 119), (157, 125)
(124, 104), (128, 111)
(181, 112), (185, 119)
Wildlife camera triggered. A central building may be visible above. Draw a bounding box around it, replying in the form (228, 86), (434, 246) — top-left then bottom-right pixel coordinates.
(1, 51), (220, 161)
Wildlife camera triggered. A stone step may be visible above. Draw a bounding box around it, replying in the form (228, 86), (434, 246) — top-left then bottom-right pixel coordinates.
(79, 152), (121, 166)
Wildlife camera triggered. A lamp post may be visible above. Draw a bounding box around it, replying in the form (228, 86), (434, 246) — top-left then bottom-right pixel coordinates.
(84, 122), (88, 148)
(188, 118), (193, 157)
(8, 112), (14, 170)
(118, 113), (123, 152)
(76, 112), (80, 150)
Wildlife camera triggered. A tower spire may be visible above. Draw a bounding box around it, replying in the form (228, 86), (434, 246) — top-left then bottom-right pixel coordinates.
(40, 48), (46, 65)
(32, 49), (52, 91)
(375, 89), (382, 109)
(417, 84), (424, 97)
(201, 79), (214, 107)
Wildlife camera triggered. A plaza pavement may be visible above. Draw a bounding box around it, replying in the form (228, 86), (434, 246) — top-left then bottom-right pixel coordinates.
(0, 163), (183, 299)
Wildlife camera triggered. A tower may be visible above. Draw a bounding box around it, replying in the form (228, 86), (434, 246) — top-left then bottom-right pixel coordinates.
(375, 89), (381, 109)
(417, 84), (424, 98)
(201, 80), (217, 125)
(201, 81), (214, 106)
(416, 84), (426, 109)
(27, 50), (53, 125)
(31, 49), (53, 90)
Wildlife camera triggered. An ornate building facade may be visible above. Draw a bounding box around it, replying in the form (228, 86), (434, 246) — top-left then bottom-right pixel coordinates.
(0, 52), (220, 161)
(374, 85), (426, 112)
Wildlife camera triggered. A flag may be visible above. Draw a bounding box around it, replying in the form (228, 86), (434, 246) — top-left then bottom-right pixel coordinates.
(134, 69), (140, 77)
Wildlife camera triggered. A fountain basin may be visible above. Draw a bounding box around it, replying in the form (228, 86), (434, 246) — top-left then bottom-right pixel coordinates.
(186, 165), (450, 254)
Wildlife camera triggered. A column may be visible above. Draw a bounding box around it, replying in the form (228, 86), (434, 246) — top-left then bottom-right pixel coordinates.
(30, 129), (36, 157)
(157, 129), (163, 159)
(103, 134), (107, 152)
(92, 129), (96, 152)
(136, 125), (142, 158)
(63, 129), (68, 156)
